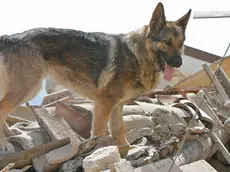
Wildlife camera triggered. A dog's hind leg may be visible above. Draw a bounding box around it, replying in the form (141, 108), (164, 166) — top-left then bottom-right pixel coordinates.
(3, 80), (44, 138)
(0, 80), (45, 152)
(3, 121), (22, 137)
(0, 50), (46, 153)
(0, 97), (18, 152)
(109, 104), (130, 157)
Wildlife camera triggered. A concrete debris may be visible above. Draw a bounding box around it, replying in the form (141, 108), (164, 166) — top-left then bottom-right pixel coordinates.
(55, 101), (91, 139)
(126, 146), (147, 161)
(83, 146), (121, 172)
(58, 157), (84, 172)
(2, 61), (230, 172)
(32, 107), (82, 164)
(180, 160), (217, 172)
(133, 158), (182, 172)
(123, 115), (155, 133)
(125, 128), (153, 144)
(209, 159), (230, 172)
(41, 89), (74, 106)
(109, 159), (134, 172)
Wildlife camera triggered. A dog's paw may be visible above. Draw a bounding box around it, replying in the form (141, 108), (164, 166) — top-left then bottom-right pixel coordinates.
(0, 139), (14, 153)
(118, 144), (130, 158)
(5, 128), (23, 137)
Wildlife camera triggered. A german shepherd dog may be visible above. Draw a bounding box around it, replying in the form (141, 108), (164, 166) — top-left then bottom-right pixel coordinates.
(0, 2), (191, 157)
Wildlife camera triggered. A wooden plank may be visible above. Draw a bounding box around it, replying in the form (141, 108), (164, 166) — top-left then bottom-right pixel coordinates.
(202, 63), (230, 101)
(0, 138), (70, 169)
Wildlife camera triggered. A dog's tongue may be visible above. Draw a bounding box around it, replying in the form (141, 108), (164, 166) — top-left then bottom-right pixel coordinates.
(164, 63), (175, 81)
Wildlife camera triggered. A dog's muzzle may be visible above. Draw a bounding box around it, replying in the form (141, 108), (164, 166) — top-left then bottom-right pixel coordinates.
(161, 55), (182, 68)
(170, 56), (182, 68)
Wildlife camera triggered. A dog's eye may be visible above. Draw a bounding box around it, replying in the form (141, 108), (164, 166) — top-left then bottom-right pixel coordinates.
(179, 42), (183, 48)
(163, 39), (170, 45)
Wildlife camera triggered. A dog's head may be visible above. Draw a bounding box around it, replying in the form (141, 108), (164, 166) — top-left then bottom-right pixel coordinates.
(145, 2), (191, 81)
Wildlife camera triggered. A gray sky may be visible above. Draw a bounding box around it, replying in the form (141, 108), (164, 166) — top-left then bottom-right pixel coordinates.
(3, 0), (228, 104)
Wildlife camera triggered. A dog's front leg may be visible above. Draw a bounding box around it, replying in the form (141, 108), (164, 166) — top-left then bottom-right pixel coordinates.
(109, 104), (130, 157)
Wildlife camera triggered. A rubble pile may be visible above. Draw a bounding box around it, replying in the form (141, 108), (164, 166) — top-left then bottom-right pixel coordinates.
(1, 62), (230, 172)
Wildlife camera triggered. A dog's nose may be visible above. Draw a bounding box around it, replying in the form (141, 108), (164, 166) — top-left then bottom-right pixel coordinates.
(172, 57), (182, 67)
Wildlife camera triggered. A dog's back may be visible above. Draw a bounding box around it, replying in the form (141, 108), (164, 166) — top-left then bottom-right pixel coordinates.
(0, 28), (120, 100)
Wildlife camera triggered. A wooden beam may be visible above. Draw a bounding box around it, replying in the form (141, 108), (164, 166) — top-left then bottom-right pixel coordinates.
(193, 11), (230, 19)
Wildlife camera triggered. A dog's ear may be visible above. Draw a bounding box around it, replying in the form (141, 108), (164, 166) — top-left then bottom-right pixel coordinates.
(176, 9), (192, 31)
(149, 2), (166, 35)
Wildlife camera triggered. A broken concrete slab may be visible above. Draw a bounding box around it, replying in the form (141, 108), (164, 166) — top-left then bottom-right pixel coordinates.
(180, 160), (217, 172)
(55, 101), (91, 139)
(66, 98), (93, 105)
(173, 127), (229, 167)
(41, 89), (74, 106)
(135, 101), (189, 123)
(43, 97), (73, 108)
(46, 144), (78, 164)
(32, 107), (82, 144)
(83, 146), (121, 172)
(8, 133), (33, 150)
(109, 159), (134, 172)
(209, 159), (229, 172)
(133, 158), (182, 172)
(214, 142), (230, 166)
(187, 93), (222, 129)
(125, 128), (153, 144)
(32, 155), (61, 172)
(31, 107), (83, 166)
(66, 103), (94, 117)
(123, 115), (155, 133)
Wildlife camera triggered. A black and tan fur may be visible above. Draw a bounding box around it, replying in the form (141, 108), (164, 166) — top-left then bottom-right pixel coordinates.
(0, 3), (191, 157)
